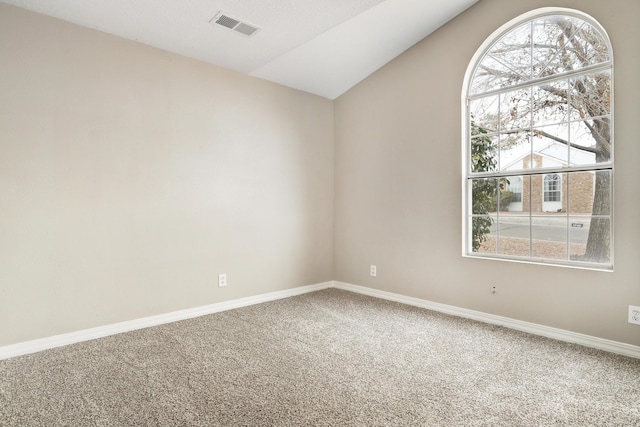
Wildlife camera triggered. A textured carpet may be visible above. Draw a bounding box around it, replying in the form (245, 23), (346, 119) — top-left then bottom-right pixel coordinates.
(1, 288), (639, 426)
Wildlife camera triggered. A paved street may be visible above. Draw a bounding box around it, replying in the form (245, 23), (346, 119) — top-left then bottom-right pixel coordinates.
(487, 216), (590, 244)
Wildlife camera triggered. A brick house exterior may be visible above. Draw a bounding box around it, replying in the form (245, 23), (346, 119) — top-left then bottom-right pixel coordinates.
(504, 148), (595, 214)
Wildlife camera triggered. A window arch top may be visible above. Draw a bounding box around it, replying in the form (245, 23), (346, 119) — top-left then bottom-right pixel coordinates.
(470, 13), (612, 96)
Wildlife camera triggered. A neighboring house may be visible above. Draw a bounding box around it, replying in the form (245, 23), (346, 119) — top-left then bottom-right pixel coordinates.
(502, 141), (595, 214)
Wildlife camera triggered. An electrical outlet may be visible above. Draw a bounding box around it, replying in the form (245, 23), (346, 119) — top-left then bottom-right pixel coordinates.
(370, 265), (377, 277)
(491, 286), (496, 294)
(218, 273), (227, 288)
(629, 305), (640, 325)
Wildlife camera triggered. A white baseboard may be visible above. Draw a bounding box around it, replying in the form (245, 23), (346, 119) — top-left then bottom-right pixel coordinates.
(0, 281), (332, 360)
(2, 280), (638, 361)
(332, 281), (640, 360)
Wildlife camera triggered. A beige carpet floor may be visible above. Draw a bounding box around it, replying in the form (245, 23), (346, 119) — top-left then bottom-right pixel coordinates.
(1, 288), (639, 426)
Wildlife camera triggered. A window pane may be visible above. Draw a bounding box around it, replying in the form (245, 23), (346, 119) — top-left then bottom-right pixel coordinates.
(590, 170), (611, 216)
(470, 135), (499, 173)
(569, 215), (611, 264)
(500, 88), (531, 131)
(471, 178), (498, 214)
(567, 169), (610, 217)
(571, 217), (611, 263)
(531, 123), (569, 169)
(500, 132), (531, 172)
(471, 215), (496, 254)
(470, 96), (499, 134)
(497, 215), (530, 257)
(531, 80), (568, 127)
(568, 216), (590, 260)
(569, 70), (611, 120)
(531, 215), (567, 260)
(567, 171), (595, 215)
(569, 118), (611, 166)
(504, 176), (523, 208)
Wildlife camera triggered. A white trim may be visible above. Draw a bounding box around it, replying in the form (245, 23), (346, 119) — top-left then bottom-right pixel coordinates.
(333, 281), (640, 359)
(2, 280), (637, 361)
(0, 282), (332, 360)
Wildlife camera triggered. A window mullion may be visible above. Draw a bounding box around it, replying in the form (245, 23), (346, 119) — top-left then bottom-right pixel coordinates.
(468, 163), (612, 179)
(468, 62), (612, 102)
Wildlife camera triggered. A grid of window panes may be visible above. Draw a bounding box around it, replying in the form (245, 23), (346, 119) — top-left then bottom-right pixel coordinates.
(466, 13), (613, 269)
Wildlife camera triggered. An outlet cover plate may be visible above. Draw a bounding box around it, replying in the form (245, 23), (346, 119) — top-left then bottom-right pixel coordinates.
(629, 305), (640, 325)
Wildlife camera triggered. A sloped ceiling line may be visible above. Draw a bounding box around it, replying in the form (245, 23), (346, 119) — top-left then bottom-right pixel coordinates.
(0, 0), (478, 99)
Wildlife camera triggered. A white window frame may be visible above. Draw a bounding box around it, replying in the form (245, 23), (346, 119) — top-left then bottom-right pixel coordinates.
(543, 173), (562, 212)
(461, 7), (614, 271)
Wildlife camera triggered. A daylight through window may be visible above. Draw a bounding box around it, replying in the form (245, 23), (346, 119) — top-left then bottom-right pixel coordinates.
(463, 9), (613, 269)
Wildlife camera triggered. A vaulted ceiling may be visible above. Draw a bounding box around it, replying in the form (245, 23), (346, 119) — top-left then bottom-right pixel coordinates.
(1, 0), (478, 99)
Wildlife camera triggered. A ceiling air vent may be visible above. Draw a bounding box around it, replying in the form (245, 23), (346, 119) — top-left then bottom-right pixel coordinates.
(211, 12), (260, 37)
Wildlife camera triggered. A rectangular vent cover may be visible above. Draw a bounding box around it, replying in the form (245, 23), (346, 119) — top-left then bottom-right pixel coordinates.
(211, 12), (260, 37)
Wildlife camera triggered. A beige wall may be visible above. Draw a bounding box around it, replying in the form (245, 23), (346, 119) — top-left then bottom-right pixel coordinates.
(0, 4), (334, 346)
(2, 0), (639, 350)
(334, 0), (640, 346)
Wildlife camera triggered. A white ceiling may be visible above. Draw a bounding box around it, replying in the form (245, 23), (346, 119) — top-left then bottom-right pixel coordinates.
(1, 0), (478, 99)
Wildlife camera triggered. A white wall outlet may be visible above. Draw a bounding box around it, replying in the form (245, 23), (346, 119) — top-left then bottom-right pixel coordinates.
(491, 286), (496, 294)
(370, 265), (377, 277)
(629, 305), (640, 325)
(218, 273), (227, 288)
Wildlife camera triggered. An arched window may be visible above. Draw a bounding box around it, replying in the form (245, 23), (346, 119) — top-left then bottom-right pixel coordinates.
(463, 8), (613, 269)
